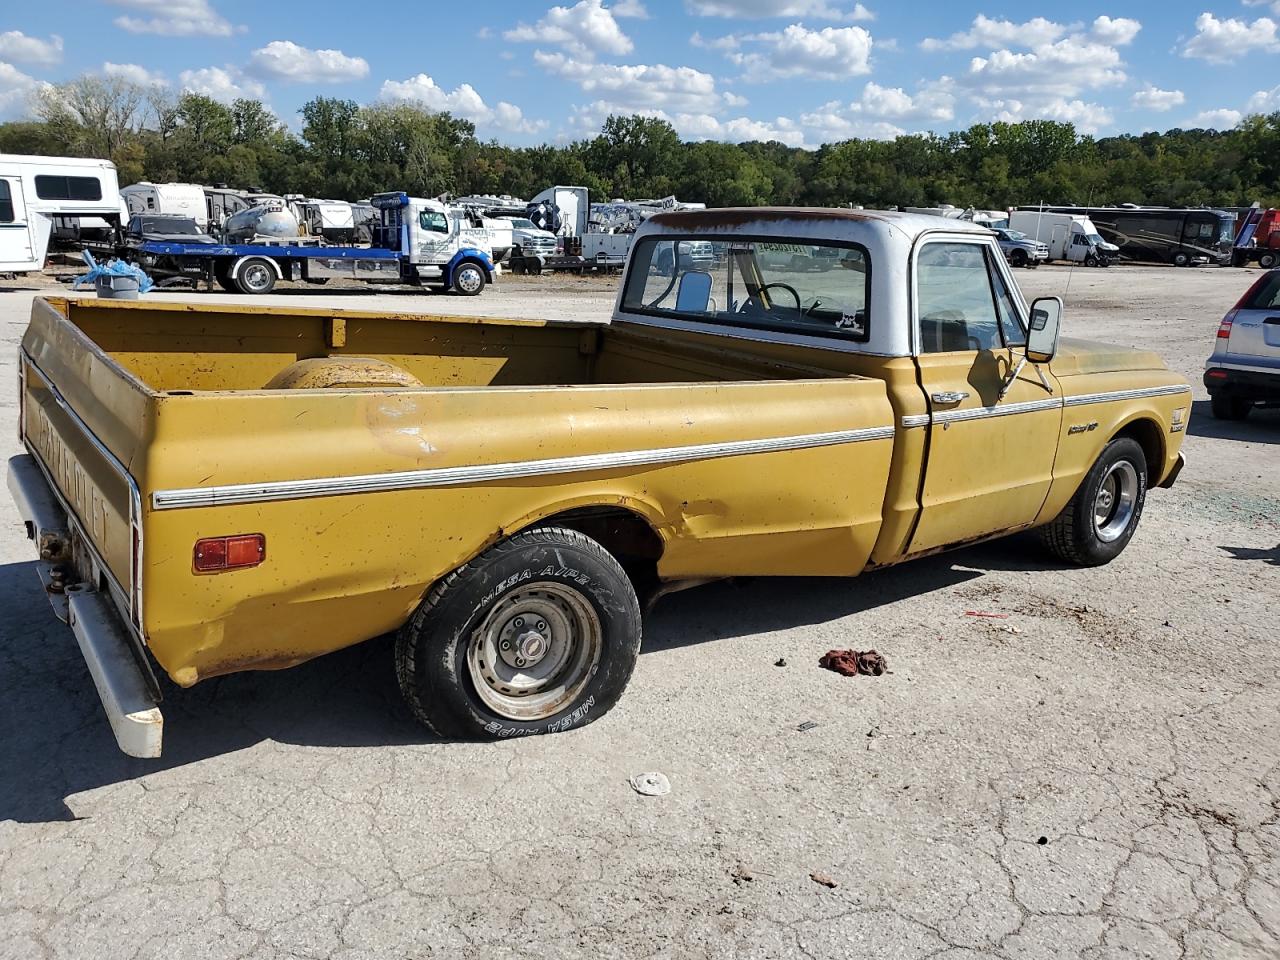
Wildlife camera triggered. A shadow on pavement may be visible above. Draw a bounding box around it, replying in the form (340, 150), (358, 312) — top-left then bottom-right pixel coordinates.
(1220, 543), (1280, 565)
(0, 537), (1051, 823)
(1187, 400), (1280, 444)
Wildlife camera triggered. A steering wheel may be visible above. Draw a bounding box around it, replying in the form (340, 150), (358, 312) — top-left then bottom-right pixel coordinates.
(741, 282), (801, 314)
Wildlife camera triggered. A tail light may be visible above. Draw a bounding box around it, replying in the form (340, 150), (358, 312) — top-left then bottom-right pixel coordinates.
(1217, 311), (1235, 339)
(1206, 368), (1229, 379)
(194, 534), (265, 573)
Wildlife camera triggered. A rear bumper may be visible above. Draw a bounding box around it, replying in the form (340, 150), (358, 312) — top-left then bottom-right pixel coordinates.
(7, 454), (163, 758)
(1204, 365), (1280, 400)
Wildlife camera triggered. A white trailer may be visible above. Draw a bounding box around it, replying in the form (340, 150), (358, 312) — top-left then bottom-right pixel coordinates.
(0, 154), (122, 272)
(122, 182), (209, 231)
(1008, 210), (1119, 265)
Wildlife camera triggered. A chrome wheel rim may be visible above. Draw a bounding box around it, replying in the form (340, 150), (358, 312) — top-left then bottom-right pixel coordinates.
(1094, 460), (1138, 542)
(467, 582), (601, 721)
(243, 263), (271, 291)
(456, 265), (483, 293)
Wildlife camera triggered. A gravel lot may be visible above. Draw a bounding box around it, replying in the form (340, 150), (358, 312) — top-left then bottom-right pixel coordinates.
(1, 264), (1277, 960)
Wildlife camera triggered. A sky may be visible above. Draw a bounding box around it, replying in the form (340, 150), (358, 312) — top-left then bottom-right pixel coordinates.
(1, 0), (1279, 147)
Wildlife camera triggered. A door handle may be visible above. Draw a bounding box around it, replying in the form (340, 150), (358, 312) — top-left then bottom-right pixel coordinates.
(931, 391), (969, 404)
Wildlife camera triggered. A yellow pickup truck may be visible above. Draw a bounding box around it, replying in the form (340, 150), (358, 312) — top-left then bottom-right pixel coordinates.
(7, 208), (1190, 756)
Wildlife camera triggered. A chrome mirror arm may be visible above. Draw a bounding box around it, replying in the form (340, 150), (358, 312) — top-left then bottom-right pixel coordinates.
(999, 350), (1054, 400)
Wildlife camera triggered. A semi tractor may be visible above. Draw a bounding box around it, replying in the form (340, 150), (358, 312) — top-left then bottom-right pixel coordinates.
(129, 193), (496, 295)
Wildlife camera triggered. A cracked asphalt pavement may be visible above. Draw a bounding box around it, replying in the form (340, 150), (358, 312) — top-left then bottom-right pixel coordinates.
(1, 267), (1277, 959)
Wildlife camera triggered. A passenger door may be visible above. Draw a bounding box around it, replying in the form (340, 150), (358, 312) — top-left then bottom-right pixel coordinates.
(908, 237), (1062, 554)
(0, 176), (39, 271)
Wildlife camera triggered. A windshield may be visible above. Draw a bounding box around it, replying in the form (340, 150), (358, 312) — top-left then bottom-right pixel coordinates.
(1003, 229), (1027, 241)
(622, 236), (871, 343)
(1218, 217), (1236, 244)
(507, 218), (537, 230)
(1086, 233), (1105, 245)
(139, 218), (199, 234)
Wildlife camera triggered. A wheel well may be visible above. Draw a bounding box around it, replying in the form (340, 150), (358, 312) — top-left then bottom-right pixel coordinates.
(1114, 418), (1164, 476)
(533, 507), (664, 594)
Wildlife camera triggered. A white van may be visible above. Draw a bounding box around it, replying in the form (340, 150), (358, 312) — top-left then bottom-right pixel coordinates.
(122, 182), (209, 232)
(1, 154), (122, 273)
(1008, 210), (1119, 265)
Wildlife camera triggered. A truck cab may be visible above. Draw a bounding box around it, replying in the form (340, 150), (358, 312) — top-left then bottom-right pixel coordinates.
(371, 193), (496, 294)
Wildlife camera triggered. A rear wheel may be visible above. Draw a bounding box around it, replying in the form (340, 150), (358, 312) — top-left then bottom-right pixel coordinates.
(1041, 437), (1147, 566)
(451, 261), (486, 296)
(1211, 394), (1253, 420)
(395, 526), (642, 739)
(213, 264), (236, 292)
(1010, 249), (1028, 268)
(1260, 252), (1278, 269)
(235, 257), (277, 295)
(1173, 251), (1191, 267)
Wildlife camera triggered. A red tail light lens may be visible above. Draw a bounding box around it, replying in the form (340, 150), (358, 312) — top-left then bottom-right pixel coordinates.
(1217, 311), (1235, 339)
(194, 534), (265, 573)
(1206, 368), (1229, 379)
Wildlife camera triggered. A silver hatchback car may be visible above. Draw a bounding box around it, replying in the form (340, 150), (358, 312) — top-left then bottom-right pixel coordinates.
(1205, 269), (1280, 419)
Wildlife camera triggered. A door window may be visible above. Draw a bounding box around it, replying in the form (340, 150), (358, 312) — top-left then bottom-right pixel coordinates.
(419, 211), (449, 234)
(988, 252), (1026, 346)
(0, 181), (13, 222)
(917, 242), (1003, 352)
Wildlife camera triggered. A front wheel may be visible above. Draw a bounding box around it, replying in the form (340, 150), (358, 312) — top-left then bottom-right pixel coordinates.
(235, 257), (277, 295)
(395, 527), (642, 739)
(1084, 253), (1099, 267)
(451, 261), (486, 296)
(1173, 252), (1191, 268)
(1010, 249), (1028, 268)
(1041, 437), (1147, 566)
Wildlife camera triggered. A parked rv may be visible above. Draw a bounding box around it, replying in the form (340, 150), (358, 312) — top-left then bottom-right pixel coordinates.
(0, 154), (123, 270)
(1019, 205), (1235, 266)
(289, 197), (359, 245)
(1008, 210), (1119, 266)
(122, 182), (209, 232)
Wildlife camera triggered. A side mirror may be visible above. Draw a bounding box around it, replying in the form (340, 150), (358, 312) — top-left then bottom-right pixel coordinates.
(1027, 296), (1062, 363)
(675, 270), (713, 313)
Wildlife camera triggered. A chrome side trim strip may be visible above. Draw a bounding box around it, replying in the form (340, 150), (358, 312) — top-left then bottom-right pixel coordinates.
(933, 396), (1064, 424)
(901, 414), (931, 428)
(1064, 384), (1192, 407)
(152, 425), (898, 510)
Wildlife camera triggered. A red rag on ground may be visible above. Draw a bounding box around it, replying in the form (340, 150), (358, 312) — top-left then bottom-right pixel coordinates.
(819, 649), (888, 677)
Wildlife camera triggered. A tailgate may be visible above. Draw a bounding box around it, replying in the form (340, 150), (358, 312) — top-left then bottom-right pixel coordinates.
(19, 298), (153, 626)
(1228, 307), (1280, 369)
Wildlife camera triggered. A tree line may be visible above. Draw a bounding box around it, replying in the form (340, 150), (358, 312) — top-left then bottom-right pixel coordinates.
(4, 73), (1280, 211)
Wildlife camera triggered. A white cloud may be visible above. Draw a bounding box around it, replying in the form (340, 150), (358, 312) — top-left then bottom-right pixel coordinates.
(612, 0), (649, 16)
(102, 62), (167, 87)
(1182, 14), (1278, 63)
(248, 40), (369, 83)
(1090, 16), (1140, 46)
(109, 0), (240, 37)
(800, 79), (955, 139)
(1246, 85), (1280, 113)
(1130, 84), (1184, 112)
(1187, 108), (1243, 129)
(981, 97), (1113, 134)
(720, 24), (874, 79)
(963, 36), (1127, 101)
(505, 0), (634, 58)
(0, 61), (43, 120)
(0, 31), (63, 66)
(379, 74), (544, 133)
(179, 66), (266, 103)
(535, 51), (739, 113)
(569, 99), (806, 145)
(921, 15), (1066, 52)
(685, 0), (873, 19)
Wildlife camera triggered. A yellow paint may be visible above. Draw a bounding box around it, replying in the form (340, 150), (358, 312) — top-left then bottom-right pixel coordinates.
(19, 296), (1188, 687)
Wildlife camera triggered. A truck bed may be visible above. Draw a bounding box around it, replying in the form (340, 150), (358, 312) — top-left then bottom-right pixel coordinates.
(19, 297), (900, 688)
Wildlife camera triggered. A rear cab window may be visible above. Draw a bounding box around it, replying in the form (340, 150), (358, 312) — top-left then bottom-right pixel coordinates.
(621, 236), (871, 343)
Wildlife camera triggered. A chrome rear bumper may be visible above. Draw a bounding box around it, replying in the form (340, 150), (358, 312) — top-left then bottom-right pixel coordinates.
(7, 454), (163, 758)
